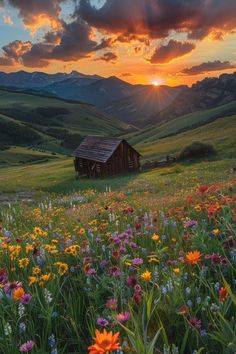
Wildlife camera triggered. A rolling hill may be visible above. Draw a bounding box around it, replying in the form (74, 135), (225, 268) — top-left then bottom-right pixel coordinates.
(1, 70), (236, 129)
(0, 88), (132, 159)
(137, 113), (236, 161)
(127, 99), (236, 145)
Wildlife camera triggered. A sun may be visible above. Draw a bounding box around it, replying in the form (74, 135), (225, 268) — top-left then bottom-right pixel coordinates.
(151, 79), (162, 87)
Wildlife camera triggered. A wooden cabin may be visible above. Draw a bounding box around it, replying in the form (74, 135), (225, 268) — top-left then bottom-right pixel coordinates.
(73, 136), (141, 177)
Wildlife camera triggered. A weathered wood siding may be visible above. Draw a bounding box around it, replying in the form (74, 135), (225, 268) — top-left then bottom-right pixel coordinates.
(74, 140), (140, 177)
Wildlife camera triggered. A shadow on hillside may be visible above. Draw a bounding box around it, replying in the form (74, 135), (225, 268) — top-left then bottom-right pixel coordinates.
(46, 172), (141, 194)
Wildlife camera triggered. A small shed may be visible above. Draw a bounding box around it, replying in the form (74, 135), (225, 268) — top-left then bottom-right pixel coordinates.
(73, 136), (141, 177)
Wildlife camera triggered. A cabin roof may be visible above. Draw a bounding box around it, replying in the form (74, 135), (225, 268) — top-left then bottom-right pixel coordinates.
(73, 136), (140, 163)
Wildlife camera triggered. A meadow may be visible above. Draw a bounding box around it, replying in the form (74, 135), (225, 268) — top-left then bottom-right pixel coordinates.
(0, 162), (235, 353)
(0, 93), (236, 353)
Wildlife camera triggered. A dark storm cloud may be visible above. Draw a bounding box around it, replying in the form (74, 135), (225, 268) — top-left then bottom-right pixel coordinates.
(95, 51), (118, 63)
(181, 60), (236, 75)
(149, 40), (195, 64)
(78, 0), (236, 40)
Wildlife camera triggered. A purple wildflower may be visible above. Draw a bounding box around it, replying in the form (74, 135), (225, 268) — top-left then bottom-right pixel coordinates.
(20, 294), (32, 305)
(132, 258), (143, 266)
(19, 340), (35, 352)
(97, 318), (109, 327)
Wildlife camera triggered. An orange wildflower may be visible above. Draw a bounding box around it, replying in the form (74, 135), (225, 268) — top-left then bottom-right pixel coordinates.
(13, 287), (25, 301)
(140, 270), (152, 282)
(88, 329), (120, 354)
(186, 250), (201, 265)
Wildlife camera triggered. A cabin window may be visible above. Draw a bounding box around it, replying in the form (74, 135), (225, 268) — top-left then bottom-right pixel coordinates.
(128, 160), (135, 169)
(96, 164), (101, 173)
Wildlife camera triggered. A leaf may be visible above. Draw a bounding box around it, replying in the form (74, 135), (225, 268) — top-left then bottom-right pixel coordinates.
(147, 328), (162, 354)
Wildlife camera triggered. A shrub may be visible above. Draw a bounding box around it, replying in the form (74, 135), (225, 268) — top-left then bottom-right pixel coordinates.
(0, 145), (10, 151)
(179, 141), (216, 161)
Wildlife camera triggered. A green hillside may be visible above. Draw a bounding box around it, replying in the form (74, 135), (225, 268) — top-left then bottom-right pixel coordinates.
(0, 88), (131, 154)
(137, 114), (236, 161)
(0, 146), (63, 167)
(128, 100), (236, 145)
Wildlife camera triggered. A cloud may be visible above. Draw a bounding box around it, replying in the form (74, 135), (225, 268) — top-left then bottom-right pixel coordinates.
(6, 0), (66, 33)
(2, 40), (32, 60)
(0, 56), (14, 65)
(149, 40), (195, 64)
(0, 16), (112, 67)
(181, 60), (236, 75)
(3, 15), (13, 25)
(78, 0), (236, 40)
(95, 51), (117, 63)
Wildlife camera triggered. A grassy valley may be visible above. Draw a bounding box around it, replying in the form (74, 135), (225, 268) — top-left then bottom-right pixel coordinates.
(0, 81), (236, 354)
(128, 99), (236, 145)
(138, 113), (236, 161)
(0, 88), (131, 156)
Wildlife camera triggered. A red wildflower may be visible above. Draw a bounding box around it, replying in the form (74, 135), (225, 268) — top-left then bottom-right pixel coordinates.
(219, 287), (228, 302)
(199, 185), (208, 193)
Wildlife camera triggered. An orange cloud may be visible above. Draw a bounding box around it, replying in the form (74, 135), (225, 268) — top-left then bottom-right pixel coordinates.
(3, 15), (13, 25)
(149, 40), (195, 64)
(7, 0), (65, 33)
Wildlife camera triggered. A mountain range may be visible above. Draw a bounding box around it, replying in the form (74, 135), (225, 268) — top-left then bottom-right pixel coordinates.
(0, 70), (236, 128)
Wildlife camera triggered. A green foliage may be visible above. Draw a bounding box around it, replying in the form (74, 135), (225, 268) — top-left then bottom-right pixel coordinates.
(46, 128), (83, 149)
(0, 118), (41, 145)
(179, 141), (216, 161)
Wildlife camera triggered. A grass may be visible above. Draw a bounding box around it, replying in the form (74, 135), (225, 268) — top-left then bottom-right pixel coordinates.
(0, 164), (235, 353)
(0, 89), (132, 156)
(0, 146), (65, 168)
(137, 114), (236, 161)
(0, 155), (235, 196)
(129, 100), (236, 145)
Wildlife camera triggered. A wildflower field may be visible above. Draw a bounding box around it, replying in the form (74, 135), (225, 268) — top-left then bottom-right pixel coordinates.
(0, 173), (236, 353)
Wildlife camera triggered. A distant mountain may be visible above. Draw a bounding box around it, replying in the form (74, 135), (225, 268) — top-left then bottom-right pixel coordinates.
(0, 70), (102, 89)
(152, 72), (236, 124)
(44, 75), (138, 106)
(103, 84), (187, 126)
(1, 70), (236, 129)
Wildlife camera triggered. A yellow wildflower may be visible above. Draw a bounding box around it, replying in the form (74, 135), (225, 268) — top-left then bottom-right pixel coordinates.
(152, 234), (159, 241)
(26, 244), (34, 253)
(34, 227), (43, 235)
(212, 229), (220, 235)
(194, 205), (202, 212)
(54, 262), (68, 276)
(28, 276), (38, 286)
(32, 267), (41, 275)
(173, 268), (180, 273)
(18, 258), (30, 269)
(40, 273), (52, 282)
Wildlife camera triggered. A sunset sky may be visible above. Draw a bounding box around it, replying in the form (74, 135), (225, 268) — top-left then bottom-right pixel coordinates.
(0, 0), (236, 86)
